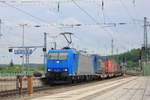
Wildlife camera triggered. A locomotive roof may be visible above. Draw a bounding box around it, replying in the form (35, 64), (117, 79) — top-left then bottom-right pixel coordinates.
(48, 49), (77, 54)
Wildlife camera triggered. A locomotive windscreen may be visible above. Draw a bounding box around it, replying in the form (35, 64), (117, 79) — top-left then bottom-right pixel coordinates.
(48, 52), (68, 60)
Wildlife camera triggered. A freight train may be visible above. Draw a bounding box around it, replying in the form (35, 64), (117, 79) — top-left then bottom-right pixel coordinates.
(45, 48), (122, 83)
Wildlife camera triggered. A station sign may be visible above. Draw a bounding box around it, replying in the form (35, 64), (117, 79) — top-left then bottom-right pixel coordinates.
(14, 49), (33, 54)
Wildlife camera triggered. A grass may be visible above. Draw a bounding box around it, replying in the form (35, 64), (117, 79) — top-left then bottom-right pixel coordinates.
(0, 65), (45, 77)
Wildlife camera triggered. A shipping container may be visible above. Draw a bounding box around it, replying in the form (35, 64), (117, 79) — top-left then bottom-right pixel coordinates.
(77, 55), (95, 75)
(106, 60), (121, 73)
(93, 56), (105, 74)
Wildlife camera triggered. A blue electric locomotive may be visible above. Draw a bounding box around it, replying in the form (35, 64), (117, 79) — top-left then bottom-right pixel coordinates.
(45, 49), (98, 81)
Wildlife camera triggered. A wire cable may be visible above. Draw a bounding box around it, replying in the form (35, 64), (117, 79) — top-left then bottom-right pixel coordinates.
(0, 2), (50, 24)
(71, 0), (114, 39)
(119, 0), (136, 24)
(119, 0), (141, 46)
(71, 0), (99, 24)
(2, 0), (114, 42)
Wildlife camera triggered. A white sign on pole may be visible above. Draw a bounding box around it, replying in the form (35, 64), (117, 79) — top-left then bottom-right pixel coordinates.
(14, 49), (33, 54)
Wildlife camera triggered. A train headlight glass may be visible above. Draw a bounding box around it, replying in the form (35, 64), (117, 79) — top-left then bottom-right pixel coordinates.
(48, 69), (52, 71)
(64, 68), (68, 71)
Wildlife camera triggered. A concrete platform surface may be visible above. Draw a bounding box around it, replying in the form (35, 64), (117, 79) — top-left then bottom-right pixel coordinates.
(32, 76), (150, 100)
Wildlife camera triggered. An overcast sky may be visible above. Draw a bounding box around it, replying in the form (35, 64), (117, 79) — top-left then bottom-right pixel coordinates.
(0, 0), (150, 64)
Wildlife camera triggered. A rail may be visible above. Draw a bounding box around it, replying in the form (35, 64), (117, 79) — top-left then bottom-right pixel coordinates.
(0, 75), (44, 98)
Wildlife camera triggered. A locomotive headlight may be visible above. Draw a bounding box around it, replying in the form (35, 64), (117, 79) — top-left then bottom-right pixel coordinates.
(64, 68), (68, 71)
(48, 69), (52, 71)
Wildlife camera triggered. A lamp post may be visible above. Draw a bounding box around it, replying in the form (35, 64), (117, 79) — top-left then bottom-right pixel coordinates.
(0, 19), (2, 38)
(19, 24), (28, 72)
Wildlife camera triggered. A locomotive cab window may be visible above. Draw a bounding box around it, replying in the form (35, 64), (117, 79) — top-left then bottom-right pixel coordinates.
(59, 52), (68, 60)
(48, 52), (58, 60)
(48, 52), (68, 60)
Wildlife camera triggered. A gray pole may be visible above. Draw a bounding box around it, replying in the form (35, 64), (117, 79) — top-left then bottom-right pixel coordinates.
(51, 36), (57, 50)
(144, 17), (148, 63)
(44, 32), (47, 52)
(44, 32), (47, 69)
(54, 42), (57, 50)
(144, 17), (147, 49)
(0, 19), (2, 37)
(19, 24), (25, 73)
(22, 25), (24, 47)
(19, 24), (28, 74)
(111, 39), (114, 56)
(22, 25), (25, 71)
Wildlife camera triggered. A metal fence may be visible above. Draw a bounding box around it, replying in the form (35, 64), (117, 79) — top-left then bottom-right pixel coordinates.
(0, 73), (44, 98)
(0, 71), (34, 77)
(143, 63), (150, 76)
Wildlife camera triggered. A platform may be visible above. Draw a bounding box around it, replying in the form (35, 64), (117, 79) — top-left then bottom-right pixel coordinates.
(32, 76), (150, 100)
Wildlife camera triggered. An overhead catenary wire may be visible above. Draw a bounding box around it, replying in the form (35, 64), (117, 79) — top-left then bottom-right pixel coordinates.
(71, 0), (114, 39)
(0, 1), (108, 28)
(0, 0), (102, 5)
(1, 1), (135, 27)
(1, 0), (129, 42)
(119, 0), (136, 24)
(71, 0), (99, 24)
(119, 0), (140, 36)
(119, 0), (142, 47)
(99, 0), (140, 54)
(0, 2), (50, 24)
(2, 1), (137, 44)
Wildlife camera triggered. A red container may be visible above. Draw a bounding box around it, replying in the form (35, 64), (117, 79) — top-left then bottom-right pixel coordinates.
(106, 59), (109, 73)
(105, 59), (120, 73)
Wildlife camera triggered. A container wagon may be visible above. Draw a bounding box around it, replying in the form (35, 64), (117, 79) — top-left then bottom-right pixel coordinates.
(106, 58), (122, 76)
(94, 56), (122, 78)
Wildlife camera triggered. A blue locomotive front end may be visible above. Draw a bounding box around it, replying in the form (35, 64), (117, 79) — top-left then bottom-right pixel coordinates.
(46, 49), (79, 80)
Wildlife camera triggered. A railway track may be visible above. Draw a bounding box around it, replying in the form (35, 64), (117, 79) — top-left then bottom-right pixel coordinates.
(0, 76), (127, 100)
